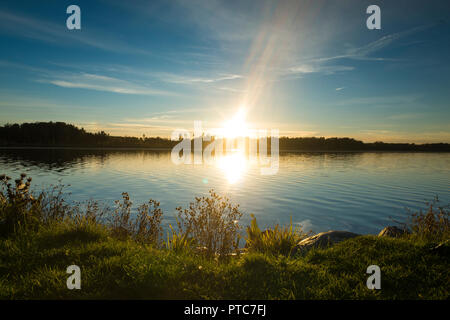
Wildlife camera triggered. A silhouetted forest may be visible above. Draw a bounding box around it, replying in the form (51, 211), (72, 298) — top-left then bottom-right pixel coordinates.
(0, 122), (449, 152)
(278, 137), (450, 152)
(0, 122), (177, 148)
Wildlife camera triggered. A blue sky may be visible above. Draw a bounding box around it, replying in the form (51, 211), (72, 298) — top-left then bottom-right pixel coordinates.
(0, 0), (449, 142)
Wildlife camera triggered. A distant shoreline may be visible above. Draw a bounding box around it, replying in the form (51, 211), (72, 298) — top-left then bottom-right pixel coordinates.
(1, 122), (449, 152)
(1, 146), (449, 153)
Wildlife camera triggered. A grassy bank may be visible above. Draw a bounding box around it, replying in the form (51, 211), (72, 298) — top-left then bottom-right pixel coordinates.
(0, 174), (449, 299)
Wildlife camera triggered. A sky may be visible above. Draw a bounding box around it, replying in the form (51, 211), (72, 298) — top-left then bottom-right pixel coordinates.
(0, 0), (449, 143)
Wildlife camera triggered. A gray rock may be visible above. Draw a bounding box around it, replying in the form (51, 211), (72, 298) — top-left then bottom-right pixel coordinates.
(378, 226), (409, 238)
(293, 230), (360, 254)
(429, 239), (450, 256)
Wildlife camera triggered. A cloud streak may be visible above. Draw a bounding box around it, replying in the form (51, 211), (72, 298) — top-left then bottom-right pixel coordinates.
(311, 24), (433, 63)
(287, 64), (354, 76)
(39, 72), (173, 96)
(282, 24), (433, 80)
(0, 10), (150, 55)
(160, 73), (243, 84)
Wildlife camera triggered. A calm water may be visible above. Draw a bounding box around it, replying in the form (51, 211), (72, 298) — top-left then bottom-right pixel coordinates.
(1, 148), (449, 235)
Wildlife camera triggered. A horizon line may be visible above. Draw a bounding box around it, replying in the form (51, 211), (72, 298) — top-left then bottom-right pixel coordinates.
(1, 121), (449, 145)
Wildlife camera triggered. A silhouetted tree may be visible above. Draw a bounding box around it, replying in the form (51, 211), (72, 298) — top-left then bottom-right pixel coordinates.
(0, 122), (448, 151)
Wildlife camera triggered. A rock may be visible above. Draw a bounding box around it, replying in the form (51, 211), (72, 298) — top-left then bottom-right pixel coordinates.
(378, 226), (409, 238)
(293, 230), (360, 254)
(429, 239), (450, 256)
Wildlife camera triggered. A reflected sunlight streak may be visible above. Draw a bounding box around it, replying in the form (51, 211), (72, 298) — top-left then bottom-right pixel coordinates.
(216, 151), (247, 184)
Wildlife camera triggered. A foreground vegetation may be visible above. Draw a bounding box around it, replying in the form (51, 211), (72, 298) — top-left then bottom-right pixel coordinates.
(0, 174), (448, 299)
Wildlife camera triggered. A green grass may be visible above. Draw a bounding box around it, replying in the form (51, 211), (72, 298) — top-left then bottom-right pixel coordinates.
(0, 221), (448, 299)
(0, 174), (448, 299)
(245, 214), (308, 256)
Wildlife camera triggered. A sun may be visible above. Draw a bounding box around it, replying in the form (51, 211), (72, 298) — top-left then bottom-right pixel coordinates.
(221, 108), (249, 139)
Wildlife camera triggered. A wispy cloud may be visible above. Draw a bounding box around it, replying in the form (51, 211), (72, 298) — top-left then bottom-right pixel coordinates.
(38, 72), (173, 96)
(333, 94), (422, 108)
(287, 64), (354, 76)
(0, 10), (150, 55)
(47, 61), (244, 91)
(281, 24), (433, 80)
(2, 58), (246, 97)
(161, 73), (243, 84)
(1, 59), (178, 96)
(312, 24), (433, 63)
(279, 130), (319, 137)
(215, 86), (247, 93)
(361, 129), (392, 135)
(149, 108), (204, 116)
(386, 113), (426, 121)
(357, 129), (450, 143)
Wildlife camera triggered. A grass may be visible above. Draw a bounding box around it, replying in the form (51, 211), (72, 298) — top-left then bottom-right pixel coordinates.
(246, 214), (309, 256)
(0, 174), (449, 299)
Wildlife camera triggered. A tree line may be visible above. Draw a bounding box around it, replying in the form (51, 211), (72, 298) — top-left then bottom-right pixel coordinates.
(0, 122), (177, 148)
(0, 122), (448, 152)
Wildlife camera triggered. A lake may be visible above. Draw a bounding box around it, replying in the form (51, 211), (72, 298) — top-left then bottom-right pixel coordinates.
(0, 148), (449, 235)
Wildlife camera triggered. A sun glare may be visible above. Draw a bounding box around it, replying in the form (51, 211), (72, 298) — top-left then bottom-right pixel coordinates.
(217, 152), (247, 184)
(221, 108), (249, 139)
(215, 107), (252, 183)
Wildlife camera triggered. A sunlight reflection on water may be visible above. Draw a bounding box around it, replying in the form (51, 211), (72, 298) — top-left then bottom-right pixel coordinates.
(0, 149), (449, 235)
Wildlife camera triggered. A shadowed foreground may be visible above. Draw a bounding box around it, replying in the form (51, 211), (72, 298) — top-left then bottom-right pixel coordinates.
(1, 229), (448, 299)
(0, 174), (448, 299)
